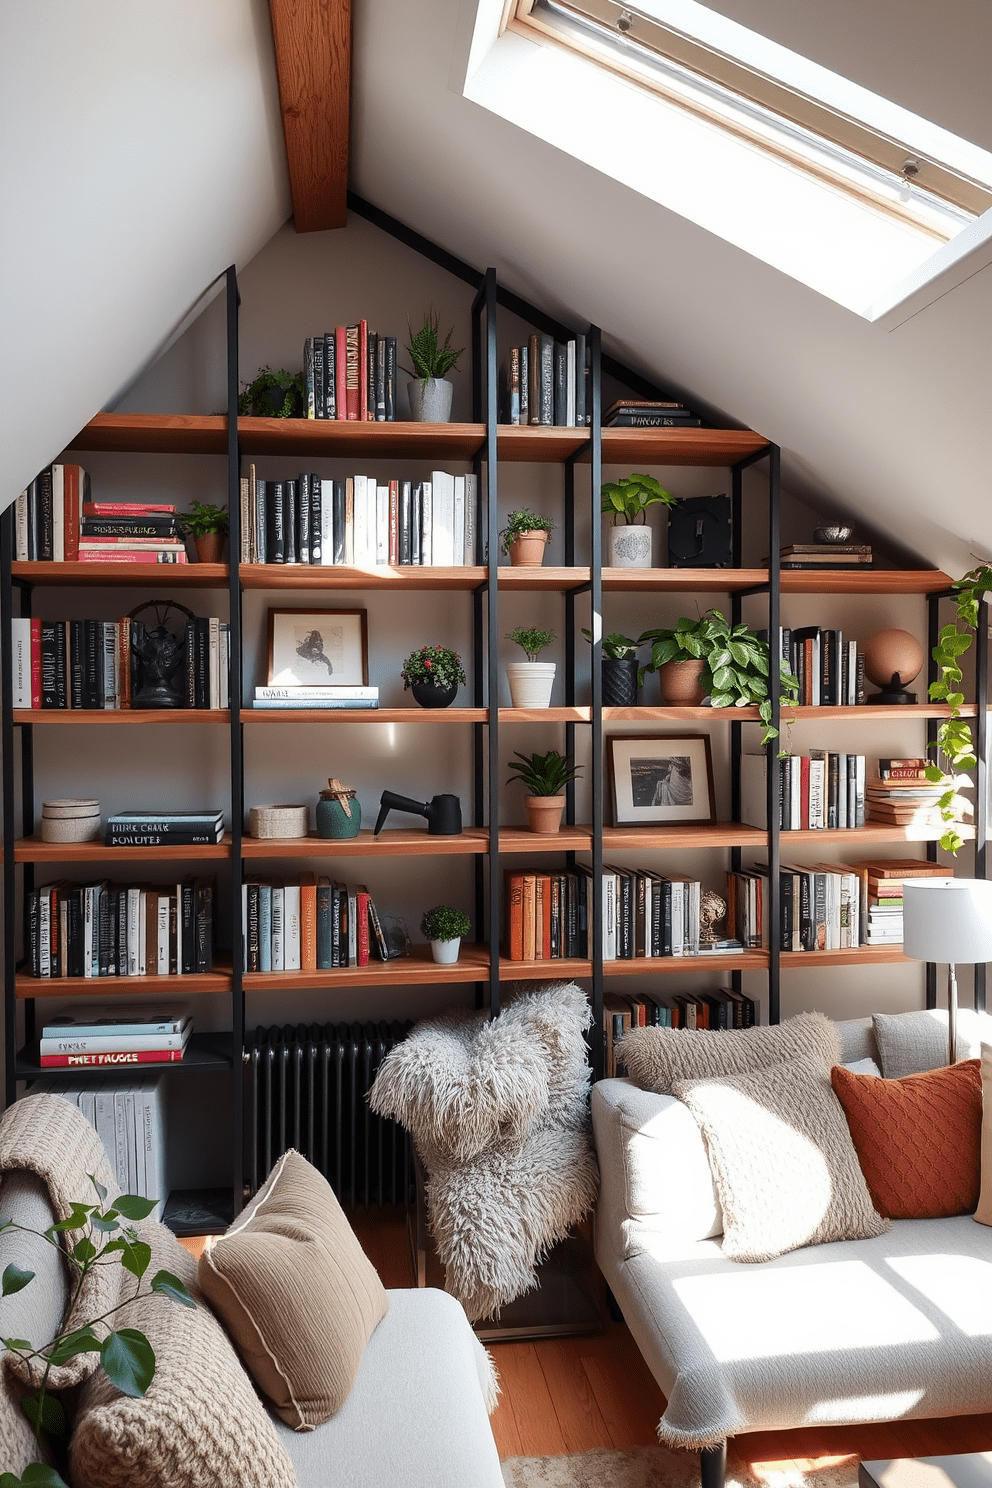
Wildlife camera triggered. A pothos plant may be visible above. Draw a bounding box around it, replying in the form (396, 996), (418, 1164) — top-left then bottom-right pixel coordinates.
(927, 563), (992, 852)
(0, 1178), (194, 1488)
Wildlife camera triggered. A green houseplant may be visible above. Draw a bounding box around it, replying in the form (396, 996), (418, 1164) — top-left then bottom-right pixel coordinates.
(182, 501), (229, 563)
(506, 749), (582, 834)
(581, 629), (642, 707)
(420, 904), (471, 964)
(500, 509), (555, 566)
(404, 311), (463, 423)
(506, 626), (556, 708)
(401, 644), (467, 709)
(601, 474), (675, 569)
(237, 366), (306, 419)
(927, 563), (992, 851)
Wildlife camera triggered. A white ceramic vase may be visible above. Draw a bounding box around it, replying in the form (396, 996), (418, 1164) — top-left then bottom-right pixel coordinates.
(608, 524), (653, 568)
(506, 662), (556, 708)
(407, 377), (454, 423)
(431, 937), (461, 965)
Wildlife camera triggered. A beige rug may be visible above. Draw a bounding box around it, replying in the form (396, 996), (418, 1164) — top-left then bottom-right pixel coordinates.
(501, 1446), (861, 1488)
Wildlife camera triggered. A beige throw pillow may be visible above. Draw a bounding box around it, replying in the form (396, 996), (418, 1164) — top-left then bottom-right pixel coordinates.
(619, 1010), (839, 1095)
(673, 1055), (889, 1262)
(975, 1042), (992, 1226)
(198, 1149), (389, 1429)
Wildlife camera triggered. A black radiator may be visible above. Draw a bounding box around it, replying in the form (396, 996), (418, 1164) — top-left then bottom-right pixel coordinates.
(244, 1021), (413, 1206)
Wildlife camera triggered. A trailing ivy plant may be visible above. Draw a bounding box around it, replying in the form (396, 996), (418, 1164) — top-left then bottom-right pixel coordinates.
(927, 564), (992, 852)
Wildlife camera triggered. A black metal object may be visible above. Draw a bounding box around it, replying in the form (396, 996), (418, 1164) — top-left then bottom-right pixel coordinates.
(766, 443), (781, 1026)
(374, 791), (462, 836)
(667, 495), (732, 568)
(925, 593), (940, 1008)
(701, 1442), (727, 1488)
(476, 268), (501, 1022)
(1, 509), (16, 1106)
(976, 594), (988, 1011)
(225, 263), (246, 1223)
(589, 325), (604, 1078)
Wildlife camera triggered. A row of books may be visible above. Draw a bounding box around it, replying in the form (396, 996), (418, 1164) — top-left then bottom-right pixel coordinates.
(603, 398), (701, 429)
(26, 878), (215, 979)
(9, 617), (231, 710)
(241, 878), (391, 973)
(740, 752), (867, 831)
(105, 811), (225, 848)
(504, 334), (589, 428)
(603, 988), (757, 1076)
(37, 1002), (192, 1067)
(251, 685), (379, 711)
(36, 1074), (169, 1219)
(301, 325), (399, 422)
(865, 759), (958, 828)
(767, 626), (865, 706)
(239, 466), (477, 567)
(779, 542), (873, 570)
(14, 482), (191, 565)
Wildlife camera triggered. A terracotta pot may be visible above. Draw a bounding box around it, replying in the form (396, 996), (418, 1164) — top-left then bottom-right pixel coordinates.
(507, 532), (549, 566)
(524, 796), (566, 834)
(658, 657), (707, 705)
(193, 532), (224, 564)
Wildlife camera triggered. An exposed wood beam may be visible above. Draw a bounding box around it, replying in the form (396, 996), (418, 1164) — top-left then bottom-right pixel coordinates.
(268, 0), (350, 232)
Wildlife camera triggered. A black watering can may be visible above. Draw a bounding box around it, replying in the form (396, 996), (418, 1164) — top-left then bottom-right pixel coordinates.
(373, 791), (462, 836)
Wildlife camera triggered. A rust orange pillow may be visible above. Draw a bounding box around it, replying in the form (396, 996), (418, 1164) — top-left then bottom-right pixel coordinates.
(831, 1058), (982, 1219)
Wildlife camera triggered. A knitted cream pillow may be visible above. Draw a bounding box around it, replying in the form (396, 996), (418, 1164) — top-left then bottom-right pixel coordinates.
(619, 1010), (839, 1095)
(673, 1055), (889, 1262)
(70, 1222), (297, 1488)
(198, 1149), (389, 1429)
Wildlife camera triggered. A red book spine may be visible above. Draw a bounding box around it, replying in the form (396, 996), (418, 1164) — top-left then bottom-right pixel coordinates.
(335, 327), (348, 421)
(388, 480), (399, 565)
(119, 616), (131, 708)
(76, 552), (188, 564)
(800, 755), (811, 830)
(504, 874), (523, 960)
(30, 619), (41, 708)
(356, 892), (371, 966)
(540, 875), (552, 959)
(359, 319), (369, 421)
(83, 503), (176, 515)
(40, 1048), (186, 1068)
(345, 325), (360, 420)
(64, 465), (80, 562)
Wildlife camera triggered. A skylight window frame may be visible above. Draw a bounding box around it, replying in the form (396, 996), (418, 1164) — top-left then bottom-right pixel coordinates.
(507, 0), (990, 233)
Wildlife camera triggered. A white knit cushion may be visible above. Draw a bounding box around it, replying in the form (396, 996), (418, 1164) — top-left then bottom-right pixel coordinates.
(619, 1011), (839, 1096)
(673, 1055), (889, 1262)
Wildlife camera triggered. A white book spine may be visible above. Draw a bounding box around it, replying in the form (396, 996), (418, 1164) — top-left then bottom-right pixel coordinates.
(284, 884), (301, 970)
(137, 891), (147, 976)
(11, 618), (30, 707)
(463, 474), (476, 565)
(604, 873), (616, 961)
(113, 1087), (131, 1191)
(352, 475), (367, 565)
(566, 340), (576, 426)
(219, 624), (229, 708)
(376, 485), (389, 565)
(208, 617), (220, 711)
(14, 490), (29, 561)
(157, 894), (170, 975)
(51, 464), (65, 562)
(451, 477), (465, 566)
(366, 475), (377, 566)
(271, 886), (285, 971)
(671, 881), (684, 955)
(347, 886), (357, 964)
(431, 471), (454, 566)
(421, 482), (433, 566)
(320, 479), (334, 565)
(94, 1082), (117, 1177)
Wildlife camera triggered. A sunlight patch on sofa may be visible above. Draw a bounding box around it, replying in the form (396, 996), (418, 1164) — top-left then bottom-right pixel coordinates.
(886, 1254), (992, 1336)
(804, 1388), (924, 1423)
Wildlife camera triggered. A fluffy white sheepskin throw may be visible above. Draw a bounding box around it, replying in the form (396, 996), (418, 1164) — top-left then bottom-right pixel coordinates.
(369, 983), (600, 1321)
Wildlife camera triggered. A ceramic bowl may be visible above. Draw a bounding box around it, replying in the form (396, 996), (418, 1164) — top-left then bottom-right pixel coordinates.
(814, 524), (854, 544)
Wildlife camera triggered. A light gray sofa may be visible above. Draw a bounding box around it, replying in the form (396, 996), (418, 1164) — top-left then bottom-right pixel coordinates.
(591, 1013), (992, 1488)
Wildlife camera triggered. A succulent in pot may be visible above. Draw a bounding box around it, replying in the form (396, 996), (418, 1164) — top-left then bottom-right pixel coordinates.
(182, 501), (229, 563)
(581, 629), (641, 708)
(506, 749), (582, 834)
(601, 473), (675, 569)
(420, 903), (472, 963)
(500, 509), (555, 566)
(404, 310), (463, 422)
(505, 626), (556, 708)
(401, 644), (467, 709)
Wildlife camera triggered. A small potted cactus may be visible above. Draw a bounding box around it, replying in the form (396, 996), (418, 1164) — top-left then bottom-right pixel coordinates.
(420, 904), (472, 964)
(505, 625), (556, 708)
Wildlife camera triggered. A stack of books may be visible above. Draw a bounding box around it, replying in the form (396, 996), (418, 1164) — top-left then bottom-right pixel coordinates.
(38, 1069), (171, 1220)
(846, 858), (948, 948)
(779, 543), (873, 570)
(26, 877), (214, 978)
(240, 466), (477, 567)
(301, 323), (398, 422)
(242, 877), (391, 972)
(741, 751), (867, 830)
(37, 1003), (192, 1068)
(865, 759), (956, 830)
(505, 335), (589, 427)
(252, 685), (378, 711)
(604, 398), (701, 428)
(77, 501), (188, 564)
(105, 810), (225, 847)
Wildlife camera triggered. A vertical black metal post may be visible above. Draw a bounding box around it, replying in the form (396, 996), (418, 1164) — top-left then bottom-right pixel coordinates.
(589, 326), (603, 1076)
(564, 458), (576, 827)
(766, 446), (781, 1026)
(1, 510), (16, 1104)
(975, 594), (988, 1011)
(925, 594), (940, 1008)
(730, 578), (743, 997)
(473, 579), (485, 945)
(225, 265), (245, 1215)
(482, 270), (500, 1020)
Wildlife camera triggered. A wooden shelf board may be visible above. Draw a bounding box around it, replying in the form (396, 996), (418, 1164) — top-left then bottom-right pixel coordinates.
(242, 827), (490, 858)
(238, 417), (486, 459)
(603, 705), (761, 721)
(500, 707), (591, 723)
(244, 706), (486, 724)
(11, 561), (228, 589)
(780, 947), (910, 966)
(780, 569), (953, 595)
(15, 968), (232, 1000)
(601, 567), (769, 593)
(602, 822), (766, 849)
(604, 950), (770, 975)
(16, 1032), (233, 1079)
(13, 834), (233, 863)
(498, 566), (591, 591)
(601, 428), (770, 466)
(784, 824), (971, 844)
(499, 957), (593, 980)
(239, 564), (486, 591)
(67, 414), (228, 455)
(788, 703), (976, 720)
(14, 709), (229, 726)
(244, 943), (491, 988)
(498, 826), (593, 852)
(496, 427), (591, 462)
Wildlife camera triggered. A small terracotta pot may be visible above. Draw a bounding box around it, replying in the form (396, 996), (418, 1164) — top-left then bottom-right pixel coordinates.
(525, 796), (566, 834)
(193, 532), (224, 564)
(658, 657), (706, 705)
(508, 532), (549, 566)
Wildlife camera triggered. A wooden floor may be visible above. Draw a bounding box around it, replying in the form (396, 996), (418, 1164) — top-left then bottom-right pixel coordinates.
(183, 1214), (992, 1469)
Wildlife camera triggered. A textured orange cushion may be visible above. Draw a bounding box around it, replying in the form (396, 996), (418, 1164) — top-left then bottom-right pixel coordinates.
(831, 1058), (982, 1219)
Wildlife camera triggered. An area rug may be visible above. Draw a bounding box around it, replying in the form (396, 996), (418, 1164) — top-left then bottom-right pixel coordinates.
(501, 1446), (861, 1488)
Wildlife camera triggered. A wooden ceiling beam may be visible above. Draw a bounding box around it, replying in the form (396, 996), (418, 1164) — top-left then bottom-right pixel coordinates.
(268, 0), (351, 232)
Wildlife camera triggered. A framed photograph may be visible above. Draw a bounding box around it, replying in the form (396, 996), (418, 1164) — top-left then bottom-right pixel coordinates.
(266, 609), (369, 687)
(608, 734), (715, 826)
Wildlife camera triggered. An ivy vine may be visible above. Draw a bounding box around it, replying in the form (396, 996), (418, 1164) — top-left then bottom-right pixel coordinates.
(928, 564), (992, 852)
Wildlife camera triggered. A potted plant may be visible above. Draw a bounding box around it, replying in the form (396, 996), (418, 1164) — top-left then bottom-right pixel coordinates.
(404, 310), (463, 423)
(581, 629), (642, 708)
(500, 508), (555, 567)
(401, 644), (468, 709)
(506, 749), (581, 834)
(601, 473), (675, 569)
(421, 903), (471, 963)
(506, 625), (556, 708)
(638, 610), (798, 743)
(182, 500), (229, 563)
(238, 366), (306, 418)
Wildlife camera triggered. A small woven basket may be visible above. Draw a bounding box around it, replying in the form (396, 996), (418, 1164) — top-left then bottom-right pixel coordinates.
(248, 804), (309, 839)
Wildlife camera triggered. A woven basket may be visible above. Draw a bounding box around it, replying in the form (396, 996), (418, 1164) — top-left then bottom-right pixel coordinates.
(41, 816), (102, 843)
(248, 804), (309, 839)
(41, 799), (100, 819)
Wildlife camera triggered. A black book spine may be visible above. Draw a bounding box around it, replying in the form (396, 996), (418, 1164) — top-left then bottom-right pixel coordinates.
(84, 618), (101, 708)
(661, 881), (673, 957)
(339, 888), (349, 967)
(618, 873), (632, 958)
(565, 873), (577, 959)
(106, 832), (218, 846)
(399, 482), (412, 565)
(375, 335), (387, 421)
(332, 482), (346, 564)
(367, 332), (377, 424)
(69, 619), (86, 709)
(324, 333), (336, 419)
(540, 335), (554, 425)
(269, 481), (285, 563)
(297, 473), (311, 564)
(184, 619), (196, 706)
(98, 888), (113, 976)
(798, 873), (814, 951)
(115, 888), (128, 978)
(780, 871), (793, 952)
(195, 618), (209, 708)
(385, 337), (396, 420)
(316, 883), (332, 969)
(195, 878), (213, 972)
(553, 342), (567, 427)
(28, 889), (39, 977)
(331, 888), (342, 968)
(650, 878), (661, 957)
(283, 479), (297, 564)
(67, 890), (84, 977)
(27, 477), (39, 561)
(53, 622), (68, 708)
(574, 334), (586, 427)
(246, 883), (260, 972)
(255, 479), (268, 564)
(312, 335), (325, 420)
(310, 473), (322, 564)
(180, 878), (195, 974)
(821, 630), (834, 706)
(38, 467), (54, 561)
(827, 753), (839, 829)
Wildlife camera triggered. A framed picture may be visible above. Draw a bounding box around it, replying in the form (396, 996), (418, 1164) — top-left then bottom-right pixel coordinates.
(608, 734), (715, 826)
(266, 609), (369, 687)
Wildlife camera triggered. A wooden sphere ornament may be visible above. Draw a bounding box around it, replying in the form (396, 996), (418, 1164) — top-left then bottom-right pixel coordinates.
(864, 628), (925, 704)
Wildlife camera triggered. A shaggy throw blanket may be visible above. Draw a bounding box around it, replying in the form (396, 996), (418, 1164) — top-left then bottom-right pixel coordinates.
(369, 983), (600, 1321)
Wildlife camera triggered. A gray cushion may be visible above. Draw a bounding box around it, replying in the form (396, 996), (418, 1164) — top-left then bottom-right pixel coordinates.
(834, 1017), (878, 1065)
(874, 1008), (992, 1078)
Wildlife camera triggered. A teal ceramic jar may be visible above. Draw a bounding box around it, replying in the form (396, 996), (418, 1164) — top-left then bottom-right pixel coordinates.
(316, 786), (362, 838)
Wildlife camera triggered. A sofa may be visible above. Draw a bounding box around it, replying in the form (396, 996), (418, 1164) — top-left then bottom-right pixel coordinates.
(0, 1094), (505, 1488)
(592, 1008), (992, 1488)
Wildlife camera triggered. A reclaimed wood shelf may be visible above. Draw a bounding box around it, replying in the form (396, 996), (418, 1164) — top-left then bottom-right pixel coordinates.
(241, 827), (489, 858)
(780, 947), (910, 966)
(243, 942), (491, 989)
(15, 961), (233, 1000)
(780, 569), (953, 595)
(243, 707), (485, 725)
(240, 563), (486, 591)
(603, 949), (770, 975)
(602, 822), (766, 850)
(13, 709), (230, 726)
(15, 1032), (234, 1080)
(10, 561), (228, 589)
(11, 834), (233, 863)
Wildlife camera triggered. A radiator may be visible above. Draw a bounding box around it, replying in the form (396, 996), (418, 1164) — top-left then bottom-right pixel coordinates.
(244, 1021), (413, 1207)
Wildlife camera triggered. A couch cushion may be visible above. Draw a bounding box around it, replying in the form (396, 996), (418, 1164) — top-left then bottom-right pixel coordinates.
(834, 1016), (878, 1065)
(873, 1008), (992, 1078)
(672, 1055), (888, 1262)
(977, 1043), (992, 1227)
(70, 1220), (297, 1488)
(619, 1011), (839, 1096)
(832, 1059), (982, 1219)
(198, 1149), (389, 1430)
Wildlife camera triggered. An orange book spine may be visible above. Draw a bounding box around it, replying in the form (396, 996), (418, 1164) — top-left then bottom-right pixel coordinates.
(118, 617), (131, 707)
(388, 480), (399, 565)
(63, 465), (80, 562)
(539, 874), (552, 959)
(300, 878), (317, 972)
(504, 873), (524, 960)
(521, 875), (536, 961)
(359, 319), (369, 421)
(356, 890), (371, 966)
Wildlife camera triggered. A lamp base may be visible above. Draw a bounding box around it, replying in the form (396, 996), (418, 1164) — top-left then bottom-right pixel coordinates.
(868, 686), (918, 705)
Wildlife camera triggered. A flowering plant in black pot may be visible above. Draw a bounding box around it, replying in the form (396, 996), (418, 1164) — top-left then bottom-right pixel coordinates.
(401, 645), (467, 708)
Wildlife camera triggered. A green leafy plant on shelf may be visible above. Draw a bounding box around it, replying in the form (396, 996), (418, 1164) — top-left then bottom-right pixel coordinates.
(0, 1178), (194, 1488)
(400, 644), (467, 692)
(507, 625), (555, 662)
(600, 473), (675, 525)
(182, 501), (229, 538)
(404, 310), (463, 388)
(506, 749), (581, 797)
(237, 366), (306, 418)
(580, 628), (641, 660)
(927, 563), (992, 852)
(420, 905), (472, 943)
(499, 508), (555, 555)
(638, 610), (798, 746)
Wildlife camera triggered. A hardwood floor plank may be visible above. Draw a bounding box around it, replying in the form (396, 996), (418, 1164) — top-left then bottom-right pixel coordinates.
(581, 1346), (667, 1448)
(491, 1341), (569, 1457)
(536, 1338), (614, 1453)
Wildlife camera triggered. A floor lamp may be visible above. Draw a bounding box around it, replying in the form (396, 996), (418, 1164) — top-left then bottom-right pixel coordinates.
(902, 877), (992, 1065)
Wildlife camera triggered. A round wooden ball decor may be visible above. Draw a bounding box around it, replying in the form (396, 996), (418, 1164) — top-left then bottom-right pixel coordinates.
(864, 628), (925, 704)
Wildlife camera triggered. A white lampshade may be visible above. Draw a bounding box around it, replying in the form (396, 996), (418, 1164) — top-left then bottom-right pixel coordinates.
(902, 878), (992, 964)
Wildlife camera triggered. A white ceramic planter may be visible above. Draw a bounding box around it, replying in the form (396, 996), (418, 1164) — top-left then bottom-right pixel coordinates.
(431, 937), (461, 965)
(506, 662), (556, 708)
(608, 524), (653, 568)
(407, 377), (454, 423)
